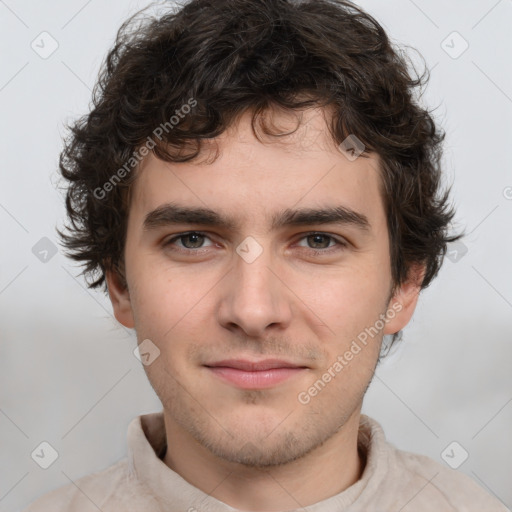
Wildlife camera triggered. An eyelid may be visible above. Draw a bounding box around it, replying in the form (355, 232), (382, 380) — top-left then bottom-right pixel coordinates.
(294, 231), (348, 249)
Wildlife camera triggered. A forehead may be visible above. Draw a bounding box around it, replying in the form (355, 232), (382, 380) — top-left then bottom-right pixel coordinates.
(129, 107), (385, 231)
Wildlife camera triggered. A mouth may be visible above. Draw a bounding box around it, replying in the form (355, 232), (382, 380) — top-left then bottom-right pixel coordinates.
(204, 359), (308, 390)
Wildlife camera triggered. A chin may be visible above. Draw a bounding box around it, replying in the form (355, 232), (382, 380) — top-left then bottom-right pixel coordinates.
(203, 430), (310, 468)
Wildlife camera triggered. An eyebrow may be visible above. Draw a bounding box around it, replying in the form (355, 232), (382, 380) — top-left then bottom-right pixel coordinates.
(143, 203), (371, 233)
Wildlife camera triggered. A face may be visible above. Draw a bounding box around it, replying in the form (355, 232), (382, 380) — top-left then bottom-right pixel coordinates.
(108, 107), (420, 467)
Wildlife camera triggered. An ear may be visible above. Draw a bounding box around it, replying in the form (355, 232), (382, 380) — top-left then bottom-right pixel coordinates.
(383, 263), (425, 335)
(106, 269), (135, 329)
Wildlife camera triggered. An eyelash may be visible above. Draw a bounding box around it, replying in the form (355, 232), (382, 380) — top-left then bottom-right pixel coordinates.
(163, 231), (348, 255)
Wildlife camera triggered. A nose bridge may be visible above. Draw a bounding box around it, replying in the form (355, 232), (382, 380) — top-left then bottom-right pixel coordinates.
(235, 247), (276, 299)
(217, 237), (291, 336)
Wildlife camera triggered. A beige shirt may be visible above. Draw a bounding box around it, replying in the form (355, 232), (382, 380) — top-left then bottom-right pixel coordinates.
(23, 412), (508, 511)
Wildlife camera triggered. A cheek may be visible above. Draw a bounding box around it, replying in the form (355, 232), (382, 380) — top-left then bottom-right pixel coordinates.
(292, 264), (390, 332)
(129, 265), (214, 342)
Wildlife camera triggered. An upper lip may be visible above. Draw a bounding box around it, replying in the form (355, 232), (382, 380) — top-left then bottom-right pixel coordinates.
(205, 359), (307, 371)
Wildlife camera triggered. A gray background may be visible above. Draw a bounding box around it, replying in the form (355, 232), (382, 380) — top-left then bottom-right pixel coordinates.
(1, 0), (511, 510)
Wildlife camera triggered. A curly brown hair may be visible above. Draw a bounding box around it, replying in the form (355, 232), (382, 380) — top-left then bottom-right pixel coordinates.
(58, 0), (462, 306)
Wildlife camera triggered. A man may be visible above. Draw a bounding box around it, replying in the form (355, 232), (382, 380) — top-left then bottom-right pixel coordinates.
(24, 0), (507, 510)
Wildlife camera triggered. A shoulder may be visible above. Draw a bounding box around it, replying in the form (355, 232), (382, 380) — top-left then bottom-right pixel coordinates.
(359, 416), (507, 511)
(393, 448), (508, 511)
(21, 458), (157, 512)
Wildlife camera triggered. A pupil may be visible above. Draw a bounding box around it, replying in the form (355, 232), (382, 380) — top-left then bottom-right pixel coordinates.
(309, 234), (329, 248)
(184, 233), (203, 248)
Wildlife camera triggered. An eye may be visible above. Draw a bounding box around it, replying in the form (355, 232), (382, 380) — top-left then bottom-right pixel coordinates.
(165, 232), (214, 251)
(163, 231), (347, 256)
(296, 232), (347, 252)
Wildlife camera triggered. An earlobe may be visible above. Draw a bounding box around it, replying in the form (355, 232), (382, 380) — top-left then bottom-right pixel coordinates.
(383, 263), (425, 335)
(106, 270), (135, 329)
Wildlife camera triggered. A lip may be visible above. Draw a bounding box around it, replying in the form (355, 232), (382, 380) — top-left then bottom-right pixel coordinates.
(204, 359), (308, 389)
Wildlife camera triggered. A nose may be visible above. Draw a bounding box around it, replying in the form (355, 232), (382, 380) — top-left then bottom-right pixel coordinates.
(216, 245), (293, 338)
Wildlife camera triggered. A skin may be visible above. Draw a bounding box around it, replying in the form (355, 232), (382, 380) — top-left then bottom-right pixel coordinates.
(107, 107), (423, 511)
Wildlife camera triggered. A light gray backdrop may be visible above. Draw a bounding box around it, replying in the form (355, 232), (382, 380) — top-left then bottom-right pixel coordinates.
(1, 0), (511, 510)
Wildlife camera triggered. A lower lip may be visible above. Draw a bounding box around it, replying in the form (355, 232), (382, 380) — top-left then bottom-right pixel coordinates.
(206, 366), (305, 389)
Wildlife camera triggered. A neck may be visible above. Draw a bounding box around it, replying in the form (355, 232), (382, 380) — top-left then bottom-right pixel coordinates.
(162, 410), (364, 511)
